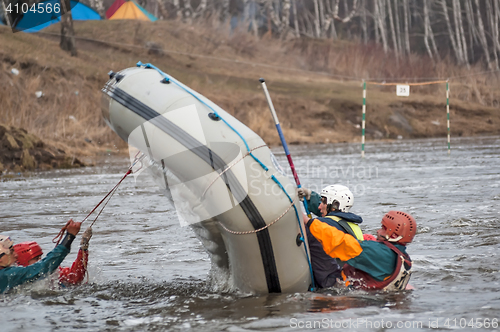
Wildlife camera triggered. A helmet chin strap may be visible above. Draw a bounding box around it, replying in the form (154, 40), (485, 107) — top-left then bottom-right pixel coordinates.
(387, 235), (403, 242)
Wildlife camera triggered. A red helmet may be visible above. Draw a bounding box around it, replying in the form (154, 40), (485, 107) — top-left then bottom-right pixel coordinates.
(378, 211), (417, 245)
(14, 241), (43, 266)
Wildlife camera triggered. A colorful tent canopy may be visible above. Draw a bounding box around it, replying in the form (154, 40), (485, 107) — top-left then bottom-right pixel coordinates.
(12, 1), (100, 33)
(108, 1), (157, 22)
(105, 0), (125, 19)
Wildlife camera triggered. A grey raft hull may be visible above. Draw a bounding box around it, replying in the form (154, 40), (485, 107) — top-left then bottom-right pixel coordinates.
(101, 63), (311, 293)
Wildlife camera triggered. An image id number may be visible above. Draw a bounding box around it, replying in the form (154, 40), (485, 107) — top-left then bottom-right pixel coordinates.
(5, 2), (61, 14)
(444, 318), (498, 329)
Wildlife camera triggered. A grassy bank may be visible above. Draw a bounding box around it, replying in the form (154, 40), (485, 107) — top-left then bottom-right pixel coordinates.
(1, 19), (499, 162)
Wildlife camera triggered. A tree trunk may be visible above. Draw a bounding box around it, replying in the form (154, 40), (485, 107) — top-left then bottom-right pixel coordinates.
(441, 0), (462, 63)
(280, 0), (291, 39)
(89, 0), (105, 17)
(60, 0), (77, 57)
(494, 0), (500, 54)
(172, 0), (181, 19)
(183, 0), (193, 23)
(423, 0), (434, 60)
(393, 0), (403, 55)
(194, 0), (207, 18)
(318, 0), (326, 37)
(488, 0), (500, 68)
(453, 0), (469, 67)
(361, 0), (368, 44)
(156, 0), (169, 20)
(386, 0), (399, 55)
(464, 0), (476, 62)
(220, 0), (230, 23)
(376, 0), (389, 53)
(292, 0), (300, 37)
(374, 0), (380, 44)
(474, 0), (494, 68)
(428, 8), (440, 61)
(304, 9), (316, 37)
(313, 0), (321, 38)
(1, 0), (12, 27)
(403, 0), (410, 54)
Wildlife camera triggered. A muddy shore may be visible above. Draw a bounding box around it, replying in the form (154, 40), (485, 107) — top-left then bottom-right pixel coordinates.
(0, 124), (85, 174)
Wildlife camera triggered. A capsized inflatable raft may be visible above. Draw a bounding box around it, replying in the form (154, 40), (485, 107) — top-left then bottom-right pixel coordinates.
(101, 62), (312, 293)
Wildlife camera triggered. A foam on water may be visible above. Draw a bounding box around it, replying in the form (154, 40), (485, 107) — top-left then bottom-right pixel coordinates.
(1, 137), (500, 331)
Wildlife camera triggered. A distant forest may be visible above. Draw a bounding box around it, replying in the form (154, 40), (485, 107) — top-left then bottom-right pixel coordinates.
(2, 0), (500, 70)
(88, 0), (500, 70)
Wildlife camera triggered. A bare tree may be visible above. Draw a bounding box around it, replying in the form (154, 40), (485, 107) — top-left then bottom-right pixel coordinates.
(386, 0), (399, 56)
(486, 0), (500, 68)
(313, 0), (321, 37)
(403, 0), (410, 55)
(464, 0), (477, 62)
(474, 0), (495, 68)
(375, 0), (389, 53)
(292, 0), (300, 37)
(220, 0), (230, 22)
(141, 0), (500, 69)
(60, 0), (77, 57)
(87, 0), (104, 17)
(361, 0), (369, 44)
(393, 0), (403, 55)
(172, 0), (182, 19)
(280, 0), (291, 39)
(423, 0), (434, 61)
(441, 0), (463, 63)
(183, 0), (193, 23)
(453, 0), (470, 68)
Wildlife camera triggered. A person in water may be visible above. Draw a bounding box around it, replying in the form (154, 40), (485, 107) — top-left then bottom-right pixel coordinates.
(14, 226), (92, 286)
(298, 184), (364, 288)
(305, 210), (416, 291)
(0, 219), (82, 293)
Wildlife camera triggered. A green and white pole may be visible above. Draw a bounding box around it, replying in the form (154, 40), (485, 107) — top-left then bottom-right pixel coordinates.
(446, 80), (450, 155)
(361, 80), (366, 158)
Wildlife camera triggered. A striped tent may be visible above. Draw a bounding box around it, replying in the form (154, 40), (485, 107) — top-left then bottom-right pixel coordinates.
(108, 1), (157, 22)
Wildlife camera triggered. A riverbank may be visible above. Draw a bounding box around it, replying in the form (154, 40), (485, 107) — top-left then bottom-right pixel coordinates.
(1, 20), (499, 166)
(0, 124), (86, 174)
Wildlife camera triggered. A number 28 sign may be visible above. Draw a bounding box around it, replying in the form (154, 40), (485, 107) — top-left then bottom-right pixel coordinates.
(396, 85), (410, 97)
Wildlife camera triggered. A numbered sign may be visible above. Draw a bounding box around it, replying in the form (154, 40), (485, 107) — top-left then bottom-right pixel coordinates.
(396, 85), (410, 97)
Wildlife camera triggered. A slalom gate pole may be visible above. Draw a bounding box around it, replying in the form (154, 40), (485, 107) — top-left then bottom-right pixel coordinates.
(259, 78), (311, 218)
(361, 80), (366, 158)
(446, 80), (451, 155)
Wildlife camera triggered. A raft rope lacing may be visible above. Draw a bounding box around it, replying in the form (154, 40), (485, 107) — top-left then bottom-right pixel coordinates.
(135, 62), (315, 290)
(201, 144), (266, 198)
(201, 144), (295, 236)
(218, 199), (296, 235)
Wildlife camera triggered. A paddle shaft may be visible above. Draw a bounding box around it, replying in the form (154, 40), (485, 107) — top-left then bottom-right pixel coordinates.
(259, 78), (311, 216)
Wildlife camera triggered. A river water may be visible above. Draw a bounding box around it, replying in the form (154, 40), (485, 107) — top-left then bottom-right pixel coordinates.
(1, 136), (499, 331)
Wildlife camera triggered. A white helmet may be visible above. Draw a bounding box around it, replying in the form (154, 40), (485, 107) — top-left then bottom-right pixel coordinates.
(320, 184), (354, 212)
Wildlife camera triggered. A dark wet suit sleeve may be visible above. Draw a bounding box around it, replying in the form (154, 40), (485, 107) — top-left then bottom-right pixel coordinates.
(305, 191), (322, 217)
(0, 244), (70, 293)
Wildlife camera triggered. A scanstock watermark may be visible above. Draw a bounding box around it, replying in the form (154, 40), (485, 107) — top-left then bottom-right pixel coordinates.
(290, 317), (424, 329)
(126, 105), (379, 227)
(127, 105), (251, 227)
(1, 0), (80, 32)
